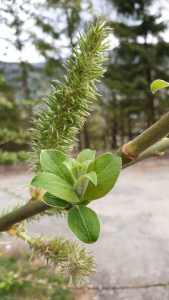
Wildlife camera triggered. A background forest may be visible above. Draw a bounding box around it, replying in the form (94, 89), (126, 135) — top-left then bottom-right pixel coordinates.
(1, 0), (169, 164)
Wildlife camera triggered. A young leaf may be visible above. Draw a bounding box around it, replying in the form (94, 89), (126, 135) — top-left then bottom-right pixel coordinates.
(68, 205), (100, 243)
(43, 192), (69, 207)
(76, 149), (96, 164)
(76, 171), (97, 186)
(74, 171), (97, 197)
(31, 172), (79, 202)
(151, 79), (169, 94)
(84, 153), (121, 200)
(82, 160), (94, 174)
(40, 150), (73, 185)
(63, 158), (83, 180)
(80, 199), (91, 205)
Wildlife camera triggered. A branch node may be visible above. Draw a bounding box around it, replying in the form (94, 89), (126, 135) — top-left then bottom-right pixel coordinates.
(7, 223), (19, 236)
(122, 144), (139, 161)
(29, 198), (36, 204)
(156, 151), (165, 157)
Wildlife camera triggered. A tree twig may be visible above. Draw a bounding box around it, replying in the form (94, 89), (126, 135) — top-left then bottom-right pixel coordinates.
(116, 111), (169, 165)
(0, 200), (50, 232)
(122, 138), (169, 169)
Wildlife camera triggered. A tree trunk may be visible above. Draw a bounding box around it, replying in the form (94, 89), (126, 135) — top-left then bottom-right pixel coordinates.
(21, 61), (30, 100)
(77, 132), (82, 151)
(146, 68), (155, 126)
(111, 95), (118, 149)
(127, 113), (132, 141)
(112, 119), (117, 149)
(120, 109), (124, 146)
(83, 122), (90, 149)
(20, 61), (32, 127)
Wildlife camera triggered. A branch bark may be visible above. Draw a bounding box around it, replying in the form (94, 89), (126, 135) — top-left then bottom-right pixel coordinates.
(122, 138), (169, 169)
(0, 200), (50, 232)
(116, 111), (169, 165)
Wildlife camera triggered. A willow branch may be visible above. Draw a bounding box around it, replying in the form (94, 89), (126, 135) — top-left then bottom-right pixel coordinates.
(122, 138), (169, 169)
(1, 113), (169, 232)
(0, 200), (50, 232)
(116, 111), (169, 165)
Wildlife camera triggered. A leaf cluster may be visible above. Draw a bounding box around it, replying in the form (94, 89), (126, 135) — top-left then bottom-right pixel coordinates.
(30, 149), (121, 243)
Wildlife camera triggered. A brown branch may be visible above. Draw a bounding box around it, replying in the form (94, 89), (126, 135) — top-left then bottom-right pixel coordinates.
(0, 200), (50, 232)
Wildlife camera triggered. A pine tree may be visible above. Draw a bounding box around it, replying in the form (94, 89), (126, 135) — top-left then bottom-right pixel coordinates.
(102, 0), (169, 146)
(0, 72), (29, 155)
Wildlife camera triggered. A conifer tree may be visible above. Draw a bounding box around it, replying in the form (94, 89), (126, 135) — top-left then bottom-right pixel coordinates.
(102, 0), (169, 146)
(0, 73), (29, 156)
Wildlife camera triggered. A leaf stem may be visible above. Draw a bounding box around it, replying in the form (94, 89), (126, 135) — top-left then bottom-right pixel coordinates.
(16, 230), (32, 244)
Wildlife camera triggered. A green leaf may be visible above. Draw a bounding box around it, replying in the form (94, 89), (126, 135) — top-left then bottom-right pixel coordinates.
(79, 171), (97, 186)
(84, 153), (121, 201)
(68, 205), (100, 243)
(151, 79), (169, 94)
(82, 160), (94, 174)
(43, 192), (69, 207)
(80, 199), (91, 205)
(76, 149), (96, 163)
(31, 172), (79, 202)
(74, 171), (97, 197)
(63, 158), (83, 180)
(40, 150), (73, 185)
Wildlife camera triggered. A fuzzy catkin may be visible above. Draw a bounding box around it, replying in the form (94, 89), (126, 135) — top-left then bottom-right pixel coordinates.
(30, 233), (95, 287)
(29, 18), (111, 172)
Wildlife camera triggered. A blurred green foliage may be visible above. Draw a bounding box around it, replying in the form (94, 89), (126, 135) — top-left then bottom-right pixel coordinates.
(0, 253), (75, 300)
(102, 0), (169, 148)
(0, 74), (30, 164)
(0, 150), (28, 164)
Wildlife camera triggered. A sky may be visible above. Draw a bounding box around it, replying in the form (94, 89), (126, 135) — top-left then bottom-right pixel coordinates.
(0, 0), (169, 63)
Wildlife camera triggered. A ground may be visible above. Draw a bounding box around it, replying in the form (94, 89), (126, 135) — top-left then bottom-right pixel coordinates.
(0, 157), (169, 300)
